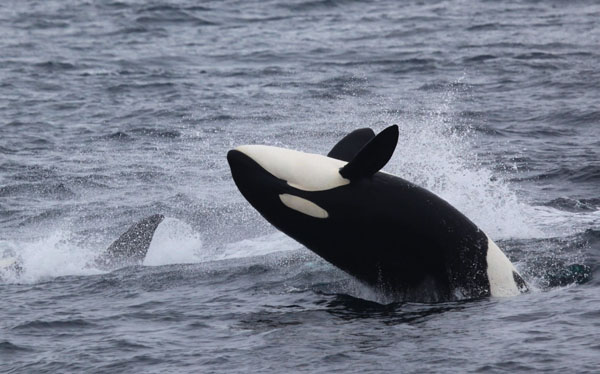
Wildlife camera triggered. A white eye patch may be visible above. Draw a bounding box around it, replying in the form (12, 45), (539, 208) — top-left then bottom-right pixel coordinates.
(279, 194), (329, 219)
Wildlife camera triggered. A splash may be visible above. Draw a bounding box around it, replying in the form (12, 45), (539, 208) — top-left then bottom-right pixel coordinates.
(216, 232), (299, 261)
(0, 231), (102, 284)
(0, 216), (302, 284)
(144, 219), (299, 265)
(286, 79), (543, 239)
(383, 102), (541, 239)
(292, 81), (598, 294)
(143, 218), (203, 266)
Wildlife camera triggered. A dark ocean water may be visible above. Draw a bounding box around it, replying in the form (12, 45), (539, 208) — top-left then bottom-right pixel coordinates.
(1, 0), (599, 372)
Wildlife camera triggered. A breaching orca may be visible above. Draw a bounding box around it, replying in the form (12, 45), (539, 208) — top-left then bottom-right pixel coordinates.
(0, 214), (165, 278)
(227, 126), (528, 301)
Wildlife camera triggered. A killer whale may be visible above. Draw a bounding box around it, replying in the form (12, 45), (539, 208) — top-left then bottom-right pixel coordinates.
(0, 214), (165, 278)
(227, 125), (528, 301)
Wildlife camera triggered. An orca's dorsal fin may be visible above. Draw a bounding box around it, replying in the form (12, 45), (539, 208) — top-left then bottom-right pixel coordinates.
(339, 125), (399, 180)
(95, 213), (165, 270)
(327, 128), (376, 162)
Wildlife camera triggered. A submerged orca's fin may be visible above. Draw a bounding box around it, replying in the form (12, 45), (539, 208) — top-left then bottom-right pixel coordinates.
(339, 125), (399, 180)
(95, 213), (165, 270)
(327, 128), (376, 162)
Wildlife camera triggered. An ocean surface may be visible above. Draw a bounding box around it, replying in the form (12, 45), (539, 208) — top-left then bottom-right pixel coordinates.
(1, 0), (599, 372)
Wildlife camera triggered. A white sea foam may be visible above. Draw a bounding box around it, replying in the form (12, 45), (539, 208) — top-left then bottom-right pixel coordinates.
(0, 232), (102, 284)
(384, 105), (542, 239)
(144, 219), (299, 265)
(0, 218), (300, 284)
(320, 87), (551, 240)
(216, 232), (299, 261)
(143, 218), (203, 266)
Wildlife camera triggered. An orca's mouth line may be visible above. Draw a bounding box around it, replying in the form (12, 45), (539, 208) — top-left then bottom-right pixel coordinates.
(227, 149), (313, 200)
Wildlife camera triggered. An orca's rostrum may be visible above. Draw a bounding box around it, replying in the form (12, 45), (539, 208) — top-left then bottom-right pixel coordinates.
(227, 125), (528, 301)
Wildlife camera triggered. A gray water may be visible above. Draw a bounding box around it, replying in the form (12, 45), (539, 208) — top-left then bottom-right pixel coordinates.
(1, 1), (599, 373)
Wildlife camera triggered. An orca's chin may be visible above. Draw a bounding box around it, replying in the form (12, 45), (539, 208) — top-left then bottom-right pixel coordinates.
(227, 149), (268, 194)
(227, 149), (286, 211)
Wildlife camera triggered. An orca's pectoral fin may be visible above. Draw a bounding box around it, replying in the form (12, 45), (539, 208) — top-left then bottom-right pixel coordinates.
(328, 128), (376, 162)
(339, 125), (399, 179)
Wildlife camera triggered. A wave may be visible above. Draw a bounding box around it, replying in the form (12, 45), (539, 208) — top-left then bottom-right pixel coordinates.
(520, 165), (600, 183)
(12, 319), (97, 331)
(0, 183), (75, 199)
(510, 229), (600, 289)
(279, 0), (362, 11)
(100, 128), (181, 141)
(0, 340), (33, 353)
(134, 4), (215, 26)
(544, 197), (600, 212)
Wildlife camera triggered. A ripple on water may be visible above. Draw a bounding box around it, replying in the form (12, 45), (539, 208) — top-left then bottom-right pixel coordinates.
(0, 340), (34, 353)
(12, 318), (97, 331)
